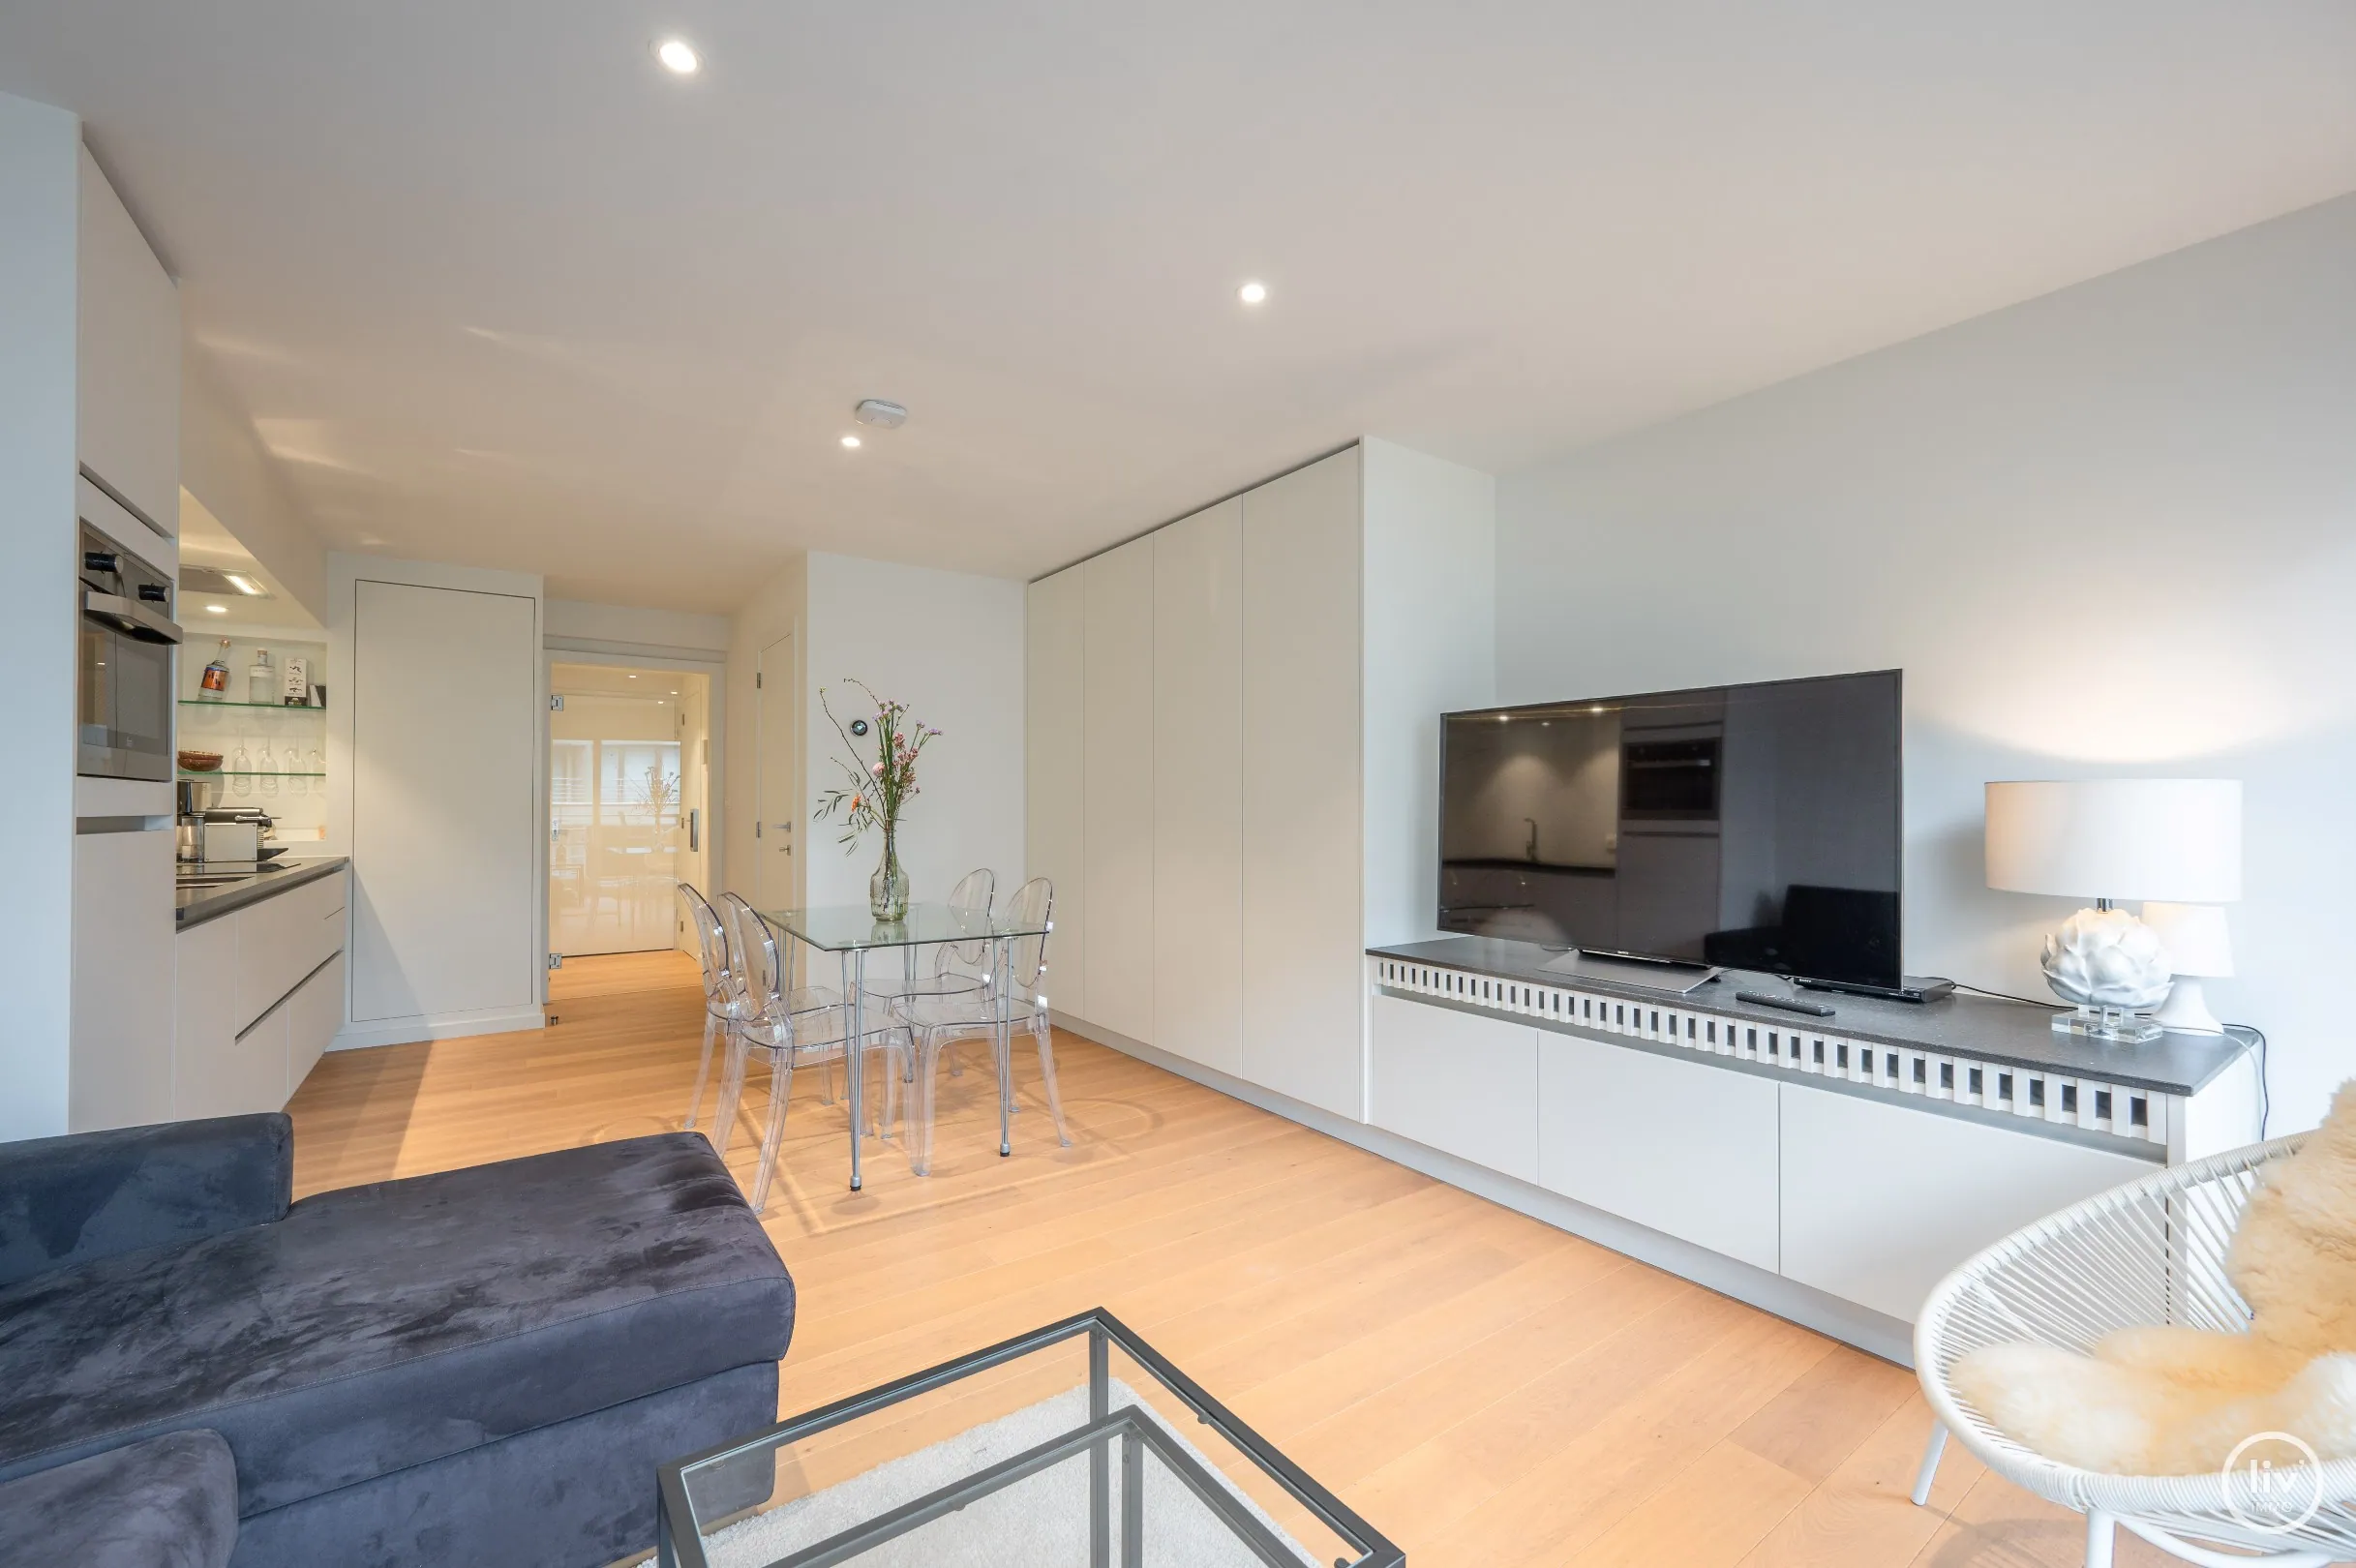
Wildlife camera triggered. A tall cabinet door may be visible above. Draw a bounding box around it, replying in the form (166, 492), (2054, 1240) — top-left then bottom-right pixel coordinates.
(1025, 567), (1087, 1018)
(1242, 450), (1364, 1117)
(1081, 538), (1155, 1044)
(350, 581), (539, 1022)
(1152, 500), (1243, 1074)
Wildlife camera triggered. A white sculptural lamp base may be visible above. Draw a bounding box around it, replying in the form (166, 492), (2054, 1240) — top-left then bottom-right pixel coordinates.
(2153, 975), (2225, 1035)
(2051, 1004), (2162, 1044)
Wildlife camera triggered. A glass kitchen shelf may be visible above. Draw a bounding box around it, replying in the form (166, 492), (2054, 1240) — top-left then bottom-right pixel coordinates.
(180, 770), (326, 778)
(179, 700), (325, 710)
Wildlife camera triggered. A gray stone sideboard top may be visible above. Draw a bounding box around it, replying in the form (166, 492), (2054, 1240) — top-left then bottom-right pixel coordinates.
(1367, 936), (2250, 1097)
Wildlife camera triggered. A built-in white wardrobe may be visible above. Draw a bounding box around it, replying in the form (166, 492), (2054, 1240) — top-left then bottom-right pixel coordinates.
(1025, 440), (1495, 1120)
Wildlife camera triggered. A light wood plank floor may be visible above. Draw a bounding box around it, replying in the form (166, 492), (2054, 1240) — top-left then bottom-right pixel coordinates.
(287, 950), (2164, 1568)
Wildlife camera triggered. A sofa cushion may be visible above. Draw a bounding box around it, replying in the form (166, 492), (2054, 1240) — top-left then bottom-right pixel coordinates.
(0, 1429), (236, 1568)
(0, 1115), (290, 1290)
(0, 1133), (793, 1516)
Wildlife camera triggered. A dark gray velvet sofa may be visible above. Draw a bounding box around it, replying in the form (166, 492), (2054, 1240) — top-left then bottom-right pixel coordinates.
(0, 1115), (794, 1568)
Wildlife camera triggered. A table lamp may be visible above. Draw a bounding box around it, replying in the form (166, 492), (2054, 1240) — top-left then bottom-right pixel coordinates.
(1984, 779), (2242, 1043)
(2141, 901), (2234, 1035)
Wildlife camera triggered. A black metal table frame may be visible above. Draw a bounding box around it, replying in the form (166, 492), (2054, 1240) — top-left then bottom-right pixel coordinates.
(656, 1307), (1405, 1568)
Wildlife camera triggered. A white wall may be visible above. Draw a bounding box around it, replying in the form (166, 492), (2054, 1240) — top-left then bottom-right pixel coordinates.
(181, 352), (325, 618)
(722, 553), (805, 907)
(0, 92), (82, 1138)
(1361, 437), (1497, 947)
(1496, 192), (2356, 1133)
(801, 553), (1027, 909)
(545, 597), (730, 660)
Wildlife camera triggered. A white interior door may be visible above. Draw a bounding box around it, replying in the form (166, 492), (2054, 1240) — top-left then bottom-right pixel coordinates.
(757, 632), (798, 910)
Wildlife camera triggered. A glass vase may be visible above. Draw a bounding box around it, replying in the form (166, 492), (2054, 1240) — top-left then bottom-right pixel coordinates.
(869, 826), (909, 921)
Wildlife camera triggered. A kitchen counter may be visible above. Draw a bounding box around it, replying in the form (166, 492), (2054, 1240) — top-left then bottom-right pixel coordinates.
(176, 857), (348, 931)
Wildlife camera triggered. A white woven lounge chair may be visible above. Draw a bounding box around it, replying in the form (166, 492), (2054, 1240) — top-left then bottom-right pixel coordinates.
(1912, 1131), (2356, 1568)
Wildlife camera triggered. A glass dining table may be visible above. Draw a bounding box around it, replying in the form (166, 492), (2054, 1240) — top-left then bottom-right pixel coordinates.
(756, 902), (1050, 1191)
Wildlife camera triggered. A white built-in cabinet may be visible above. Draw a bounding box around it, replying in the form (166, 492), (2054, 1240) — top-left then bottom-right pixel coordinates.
(1152, 500), (1244, 1075)
(1024, 570), (1087, 1020)
(1239, 454), (1366, 1117)
(347, 578), (540, 1030)
(76, 146), (179, 535)
(1027, 440), (1496, 1123)
(1079, 539), (1157, 1045)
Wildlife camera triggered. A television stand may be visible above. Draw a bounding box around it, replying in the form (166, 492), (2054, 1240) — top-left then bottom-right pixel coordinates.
(1796, 976), (1957, 1005)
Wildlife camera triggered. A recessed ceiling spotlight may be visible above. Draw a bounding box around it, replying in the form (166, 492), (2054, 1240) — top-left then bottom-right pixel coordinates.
(205, 603), (227, 614)
(840, 435), (861, 449)
(653, 37), (700, 75)
(1238, 280), (1268, 306)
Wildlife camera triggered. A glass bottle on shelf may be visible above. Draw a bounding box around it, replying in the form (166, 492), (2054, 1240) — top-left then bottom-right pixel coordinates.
(257, 741), (278, 796)
(200, 640), (233, 701)
(248, 648), (274, 705)
(228, 745), (252, 796)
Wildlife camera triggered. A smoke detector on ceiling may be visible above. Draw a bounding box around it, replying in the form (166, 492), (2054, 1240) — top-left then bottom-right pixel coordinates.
(853, 399), (908, 429)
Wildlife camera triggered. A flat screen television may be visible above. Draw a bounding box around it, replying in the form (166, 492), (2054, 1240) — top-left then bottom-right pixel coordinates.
(1438, 670), (1904, 990)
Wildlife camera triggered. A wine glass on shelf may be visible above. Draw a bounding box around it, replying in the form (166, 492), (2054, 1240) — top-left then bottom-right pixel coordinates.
(228, 745), (251, 797)
(257, 741), (278, 797)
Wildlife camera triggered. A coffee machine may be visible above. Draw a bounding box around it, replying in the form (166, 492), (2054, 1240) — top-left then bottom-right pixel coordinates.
(179, 779), (278, 864)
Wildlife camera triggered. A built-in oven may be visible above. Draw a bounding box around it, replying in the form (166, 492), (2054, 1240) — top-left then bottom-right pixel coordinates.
(77, 522), (181, 781)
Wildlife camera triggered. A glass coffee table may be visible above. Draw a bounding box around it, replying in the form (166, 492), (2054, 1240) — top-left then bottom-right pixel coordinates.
(657, 1309), (1403, 1568)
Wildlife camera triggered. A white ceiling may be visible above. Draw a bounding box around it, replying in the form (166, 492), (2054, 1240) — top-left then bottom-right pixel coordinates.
(6, 3), (2353, 612)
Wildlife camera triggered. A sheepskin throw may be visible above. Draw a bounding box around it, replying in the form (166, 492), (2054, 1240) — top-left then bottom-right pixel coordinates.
(1953, 1082), (2356, 1476)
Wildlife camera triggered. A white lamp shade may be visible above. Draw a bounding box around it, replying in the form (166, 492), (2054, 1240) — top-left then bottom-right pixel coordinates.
(2143, 901), (2235, 978)
(1984, 779), (2242, 902)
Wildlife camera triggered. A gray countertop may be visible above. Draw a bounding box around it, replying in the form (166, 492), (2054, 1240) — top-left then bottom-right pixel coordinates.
(176, 856), (348, 931)
(1367, 935), (2251, 1097)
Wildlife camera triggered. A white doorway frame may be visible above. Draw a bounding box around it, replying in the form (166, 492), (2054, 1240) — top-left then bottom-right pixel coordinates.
(538, 649), (726, 997)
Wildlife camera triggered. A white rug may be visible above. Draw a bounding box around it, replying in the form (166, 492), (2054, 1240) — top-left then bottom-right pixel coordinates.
(704, 1380), (1320, 1567)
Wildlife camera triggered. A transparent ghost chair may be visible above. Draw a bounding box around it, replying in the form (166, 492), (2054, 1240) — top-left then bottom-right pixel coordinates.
(678, 883), (752, 1134)
(710, 893), (906, 1208)
(856, 867), (997, 1004)
(883, 876), (1071, 1176)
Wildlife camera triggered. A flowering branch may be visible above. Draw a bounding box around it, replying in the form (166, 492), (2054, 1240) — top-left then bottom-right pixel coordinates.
(812, 680), (942, 853)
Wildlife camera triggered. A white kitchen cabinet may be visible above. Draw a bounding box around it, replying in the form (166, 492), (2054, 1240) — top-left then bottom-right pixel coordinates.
(349, 581), (539, 1023)
(1025, 567), (1087, 1019)
(1241, 450), (1365, 1117)
(287, 952), (345, 1093)
(174, 867), (348, 1120)
(76, 146), (178, 535)
(1152, 500), (1244, 1074)
(1778, 1080), (2154, 1321)
(1370, 993), (1539, 1182)
(70, 829), (177, 1131)
(1537, 1031), (1782, 1272)
(1080, 538), (1156, 1044)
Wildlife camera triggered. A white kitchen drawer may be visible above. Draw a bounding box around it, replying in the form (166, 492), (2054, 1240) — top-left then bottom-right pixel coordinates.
(1538, 1032), (1781, 1272)
(1370, 994), (1539, 1182)
(232, 870), (348, 1034)
(1778, 1080), (2154, 1322)
(287, 952), (344, 1095)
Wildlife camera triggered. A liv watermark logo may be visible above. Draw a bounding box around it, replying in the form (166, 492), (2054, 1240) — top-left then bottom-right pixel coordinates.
(2221, 1431), (2324, 1536)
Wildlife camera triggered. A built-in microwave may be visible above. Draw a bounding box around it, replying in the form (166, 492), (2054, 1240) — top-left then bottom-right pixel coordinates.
(77, 522), (181, 781)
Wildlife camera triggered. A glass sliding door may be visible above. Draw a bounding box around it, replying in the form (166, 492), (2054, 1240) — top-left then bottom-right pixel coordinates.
(549, 663), (706, 957)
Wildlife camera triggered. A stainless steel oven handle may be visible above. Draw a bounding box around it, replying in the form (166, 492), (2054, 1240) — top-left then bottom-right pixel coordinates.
(82, 589), (184, 645)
